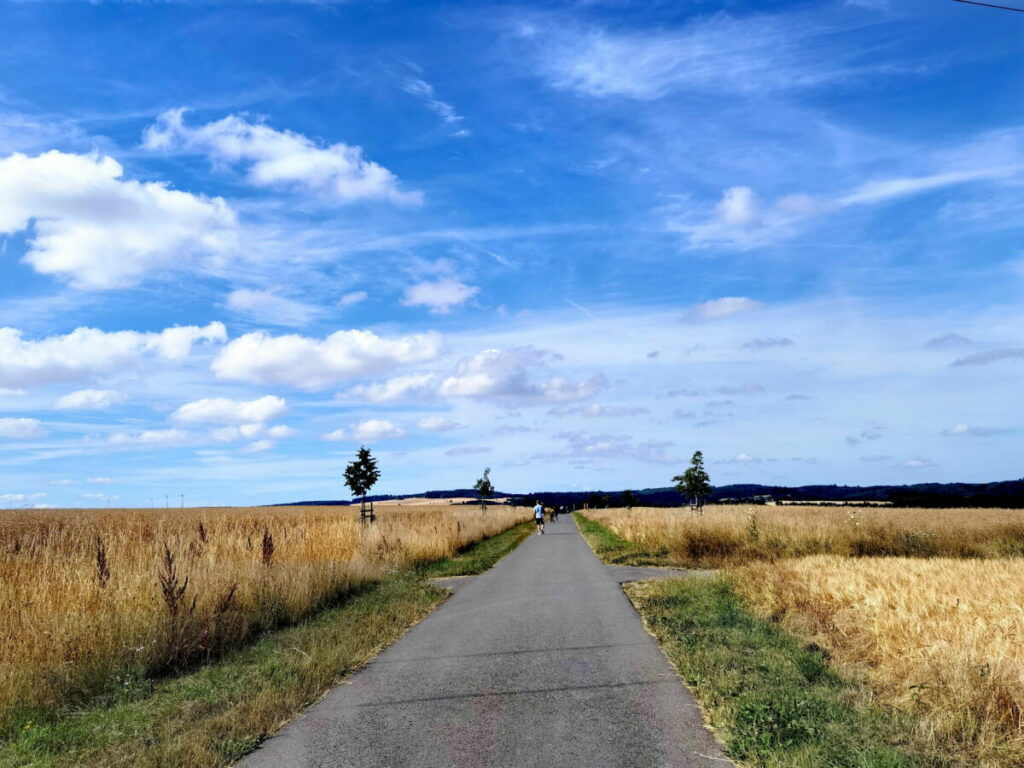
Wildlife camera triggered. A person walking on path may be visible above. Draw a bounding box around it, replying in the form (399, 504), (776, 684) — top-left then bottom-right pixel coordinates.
(533, 500), (545, 534)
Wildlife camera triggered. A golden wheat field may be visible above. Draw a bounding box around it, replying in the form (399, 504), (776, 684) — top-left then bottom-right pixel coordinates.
(587, 504), (1024, 565)
(588, 505), (1024, 764)
(733, 557), (1024, 765)
(0, 503), (529, 724)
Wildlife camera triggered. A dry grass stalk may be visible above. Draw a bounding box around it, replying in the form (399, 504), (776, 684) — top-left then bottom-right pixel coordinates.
(0, 503), (528, 723)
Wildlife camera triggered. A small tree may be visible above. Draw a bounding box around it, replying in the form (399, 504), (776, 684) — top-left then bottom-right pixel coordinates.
(621, 489), (637, 510)
(673, 450), (711, 512)
(473, 467), (494, 512)
(344, 446), (380, 515)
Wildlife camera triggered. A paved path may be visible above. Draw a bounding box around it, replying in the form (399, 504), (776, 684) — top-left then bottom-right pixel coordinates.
(239, 517), (731, 768)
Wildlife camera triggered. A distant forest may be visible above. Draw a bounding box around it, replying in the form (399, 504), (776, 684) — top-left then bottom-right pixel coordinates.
(280, 479), (1024, 509)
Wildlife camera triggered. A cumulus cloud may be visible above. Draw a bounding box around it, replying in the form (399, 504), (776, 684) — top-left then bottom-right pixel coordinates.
(0, 322), (226, 389)
(438, 347), (606, 405)
(323, 419), (406, 442)
(0, 150), (237, 288)
(951, 348), (1024, 367)
(0, 417), (47, 438)
(171, 395), (287, 425)
(402, 278), (479, 314)
(941, 424), (1010, 437)
(418, 415), (465, 431)
(212, 329), (441, 390)
(143, 109), (420, 205)
(54, 389), (125, 410)
(899, 458), (935, 468)
(686, 297), (761, 321)
(346, 373), (438, 403)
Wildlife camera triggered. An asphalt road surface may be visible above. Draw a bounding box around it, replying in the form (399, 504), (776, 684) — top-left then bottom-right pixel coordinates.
(238, 516), (731, 768)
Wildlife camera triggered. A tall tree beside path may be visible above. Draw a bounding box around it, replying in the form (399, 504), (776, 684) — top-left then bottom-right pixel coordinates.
(673, 450), (711, 513)
(473, 467), (494, 512)
(344, 446), (380, 516)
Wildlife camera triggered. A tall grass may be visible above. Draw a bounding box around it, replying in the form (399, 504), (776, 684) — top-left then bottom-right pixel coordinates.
(0, 504), (528, 728)
(586, 505), (1024, 566)
(732, 556), (1024, 766)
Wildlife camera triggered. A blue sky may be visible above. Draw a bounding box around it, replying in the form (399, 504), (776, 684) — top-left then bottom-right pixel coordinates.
(0, 0), (1021, 507)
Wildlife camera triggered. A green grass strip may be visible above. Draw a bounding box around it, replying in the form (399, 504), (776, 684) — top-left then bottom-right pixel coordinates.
(573, 511), (672, 566)
(419, 520), (532, 577)
(626, 576), (938, 768)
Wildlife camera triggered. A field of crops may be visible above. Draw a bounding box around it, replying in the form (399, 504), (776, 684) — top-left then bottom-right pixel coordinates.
(0, 504), (529, 727)
(585, 505), (1024, 765)
(586, 504), (1024, 565)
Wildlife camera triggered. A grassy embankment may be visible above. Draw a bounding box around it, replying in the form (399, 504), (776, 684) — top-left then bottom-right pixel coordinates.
(0, 508), (531, 768)
(575, 510), (966, 767)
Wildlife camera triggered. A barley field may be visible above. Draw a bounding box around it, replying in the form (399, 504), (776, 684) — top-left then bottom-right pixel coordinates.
(0, 504), (529, 726)
(733, 556), (1024, 765)
(586, 504), (1024, 566)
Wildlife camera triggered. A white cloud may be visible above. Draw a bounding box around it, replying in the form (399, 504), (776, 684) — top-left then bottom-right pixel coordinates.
(536, 12), (893, 101)
(839, 168), (1016, 206)
(352, 419), (406, 441)
(143, 109), (421, 205)
(716, 186), (759, 228)
(54, 389), (125, 410)
(0, 322), (226, 389)
(108, 428), (191, 446)
(548, 403), (649, 417)
(267, 425), (297, 438)
(542, 431), (677, 464)
(171, 395), (287, 425)
(0, 417), (47, 438)
(241, 439), (275, 453)
(942, 424), (1009, 437)
(346, 373), (438, 403)
(225, 288), (322, 327)
(339, 290), (368, 307)
(732, 452), (761, 463)
(679, 165), (1018, 249)
(0, 150), (237, 289)
(438, 347), (606, 404)
(417, 415), (465, 431)
(402, 278), (479, 314)
(212, 329), (442, 390)
(323, 419), (406, 442)
(686, 297), (761, 321)
(402, 78), (468, 134)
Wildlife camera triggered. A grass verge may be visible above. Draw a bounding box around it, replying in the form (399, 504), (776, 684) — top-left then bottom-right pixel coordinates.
(626, 576), (936, 767)
(1, 520), (532, 768)
(419, 520), (533, 577)
(573, 511), (672, 566)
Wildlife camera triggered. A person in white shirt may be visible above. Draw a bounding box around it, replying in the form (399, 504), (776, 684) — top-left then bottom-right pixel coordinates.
(533, 501), (545, 535)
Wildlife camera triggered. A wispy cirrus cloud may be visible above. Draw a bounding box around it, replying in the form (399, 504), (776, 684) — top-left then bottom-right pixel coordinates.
(531, 10), (907, 101)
